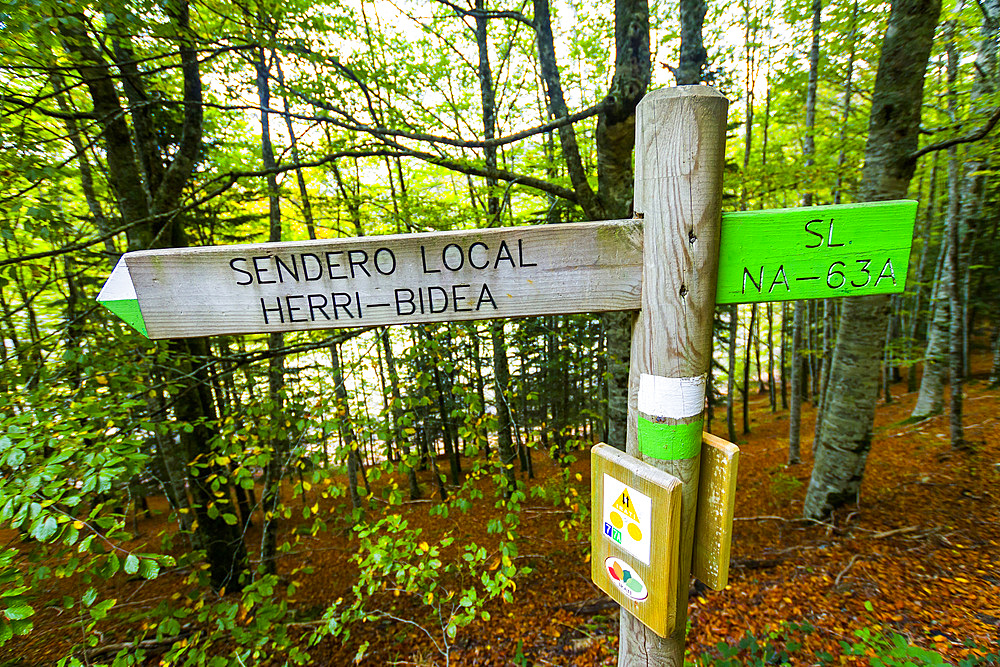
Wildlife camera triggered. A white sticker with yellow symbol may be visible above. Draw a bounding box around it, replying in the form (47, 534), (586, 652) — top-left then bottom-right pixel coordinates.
(602, 474), (652, 565)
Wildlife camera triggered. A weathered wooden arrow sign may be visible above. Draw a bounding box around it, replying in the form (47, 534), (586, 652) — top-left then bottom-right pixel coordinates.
(98, 200), (917, 339)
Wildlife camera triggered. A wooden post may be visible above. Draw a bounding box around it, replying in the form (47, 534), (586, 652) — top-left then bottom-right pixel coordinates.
(619, 87), (729, 664)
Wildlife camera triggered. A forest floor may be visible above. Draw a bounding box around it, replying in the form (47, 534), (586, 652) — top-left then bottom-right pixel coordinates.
(3, 355), (1000, 666)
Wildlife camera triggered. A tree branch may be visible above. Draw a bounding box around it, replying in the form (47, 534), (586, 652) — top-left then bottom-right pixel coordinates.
(431, 0), (534, 27)
(0, 94), (96, 121)
(273, 92), (608, 149)
(911, 106), (1000, 160)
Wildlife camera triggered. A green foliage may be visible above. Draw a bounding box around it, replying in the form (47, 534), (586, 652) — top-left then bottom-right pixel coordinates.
(842, 625), (1000, 667)
(688, 621), (1000, 666)
(318, 499), (529, 665)
(0, 382), (170, 650)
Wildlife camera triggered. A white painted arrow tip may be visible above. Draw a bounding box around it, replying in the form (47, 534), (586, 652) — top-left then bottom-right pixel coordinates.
(97, 256), (137, 302)
(97, 256), (149, 338)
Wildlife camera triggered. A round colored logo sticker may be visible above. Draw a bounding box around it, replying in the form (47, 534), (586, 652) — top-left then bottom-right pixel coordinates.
(604, 556), (648, 601)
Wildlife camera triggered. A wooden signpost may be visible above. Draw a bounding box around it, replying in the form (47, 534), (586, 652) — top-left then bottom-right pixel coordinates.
(98, 202), (915, 340)
(98, 86), (919, 665)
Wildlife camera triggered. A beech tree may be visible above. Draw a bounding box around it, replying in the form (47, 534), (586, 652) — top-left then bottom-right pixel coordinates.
(57, 2), (251, 591)
(804, 0), (942, 520)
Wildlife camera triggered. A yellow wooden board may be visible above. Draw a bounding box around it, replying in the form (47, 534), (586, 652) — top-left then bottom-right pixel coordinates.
(591, 444), (681, 638)
(692, 432), (740, 590)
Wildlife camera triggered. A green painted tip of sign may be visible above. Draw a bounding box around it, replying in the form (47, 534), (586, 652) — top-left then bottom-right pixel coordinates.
(100, 299), (149, 337)
(98, 257), (149, 337)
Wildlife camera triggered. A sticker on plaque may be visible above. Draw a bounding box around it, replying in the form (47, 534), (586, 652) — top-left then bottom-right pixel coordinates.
(602, 474), (652, 564)
(605, 556), (648, 601)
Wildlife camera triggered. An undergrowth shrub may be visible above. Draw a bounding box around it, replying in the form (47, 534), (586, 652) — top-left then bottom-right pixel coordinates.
(687, 621), (1000, 666)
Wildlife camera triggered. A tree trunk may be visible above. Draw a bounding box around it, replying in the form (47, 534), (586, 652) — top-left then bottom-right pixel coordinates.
(816, 297), (837, 442)
(597, 0), (650, 450)
(788, 301), (806, 464)
(59, 4), (251, 590)
(990, 321), (1000, 386)
(255, 42), (286, 577)
(883, 301), (896, 403)
(726, 305), (738, 442)
(532, 0), (600, 216)
(767, 303), (776, 412)
(330, 343), (363, 512)
(171, 338), (250, 592)
(949, 0), (997, 445)
(674, 0), (708, 84)
(275, 54), (317, 241)
(743, 305), (756, 434)
(912, 246), (951, 417)
(491, 323), (518, 498)
(789, 0), (822, 459)
(913, 34), (962, 420)
(430, 340), (461, 486)
(907, 153), (940, 392)
(947, 170), (965, 448)
(804, 0), (941, 520)
(605, 314), (632, 450)
(382, 328), (420, 500)
(780, 302), (789, 409)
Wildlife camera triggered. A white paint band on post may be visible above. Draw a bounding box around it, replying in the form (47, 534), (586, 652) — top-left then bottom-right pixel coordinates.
(637, 373), (707, 420)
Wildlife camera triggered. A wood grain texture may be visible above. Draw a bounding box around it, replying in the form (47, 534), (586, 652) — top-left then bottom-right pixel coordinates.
(124, 221), (642, 339)
(591, 444), (681, 638)
(693, 432), (739, 590)
(620, 86), (729, 666)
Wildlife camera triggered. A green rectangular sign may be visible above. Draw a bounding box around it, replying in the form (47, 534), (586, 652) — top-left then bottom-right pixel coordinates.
(716, 200), (918, 304)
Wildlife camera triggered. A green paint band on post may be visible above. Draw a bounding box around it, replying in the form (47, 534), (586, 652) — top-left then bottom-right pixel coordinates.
(637, 416), (703, 460)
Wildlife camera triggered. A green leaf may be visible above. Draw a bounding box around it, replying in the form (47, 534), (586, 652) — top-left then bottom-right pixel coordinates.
(105, 553), (120, 577)
(0, 500), (15, 523)
(3, 604), (33, 621)
(124, 554), (139, 575)
(82, 587), (97, 607)
(10, 619), (31, 636)
(90, 599), (115, 621)
(6, 449), (24, 468)
(138, 558), (160, 580)
(31, 516), (57, 542)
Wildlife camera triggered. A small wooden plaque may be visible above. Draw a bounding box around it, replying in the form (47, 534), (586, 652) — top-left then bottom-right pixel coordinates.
(591, 444), (681, 638)
(692, 432), (740, 590)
